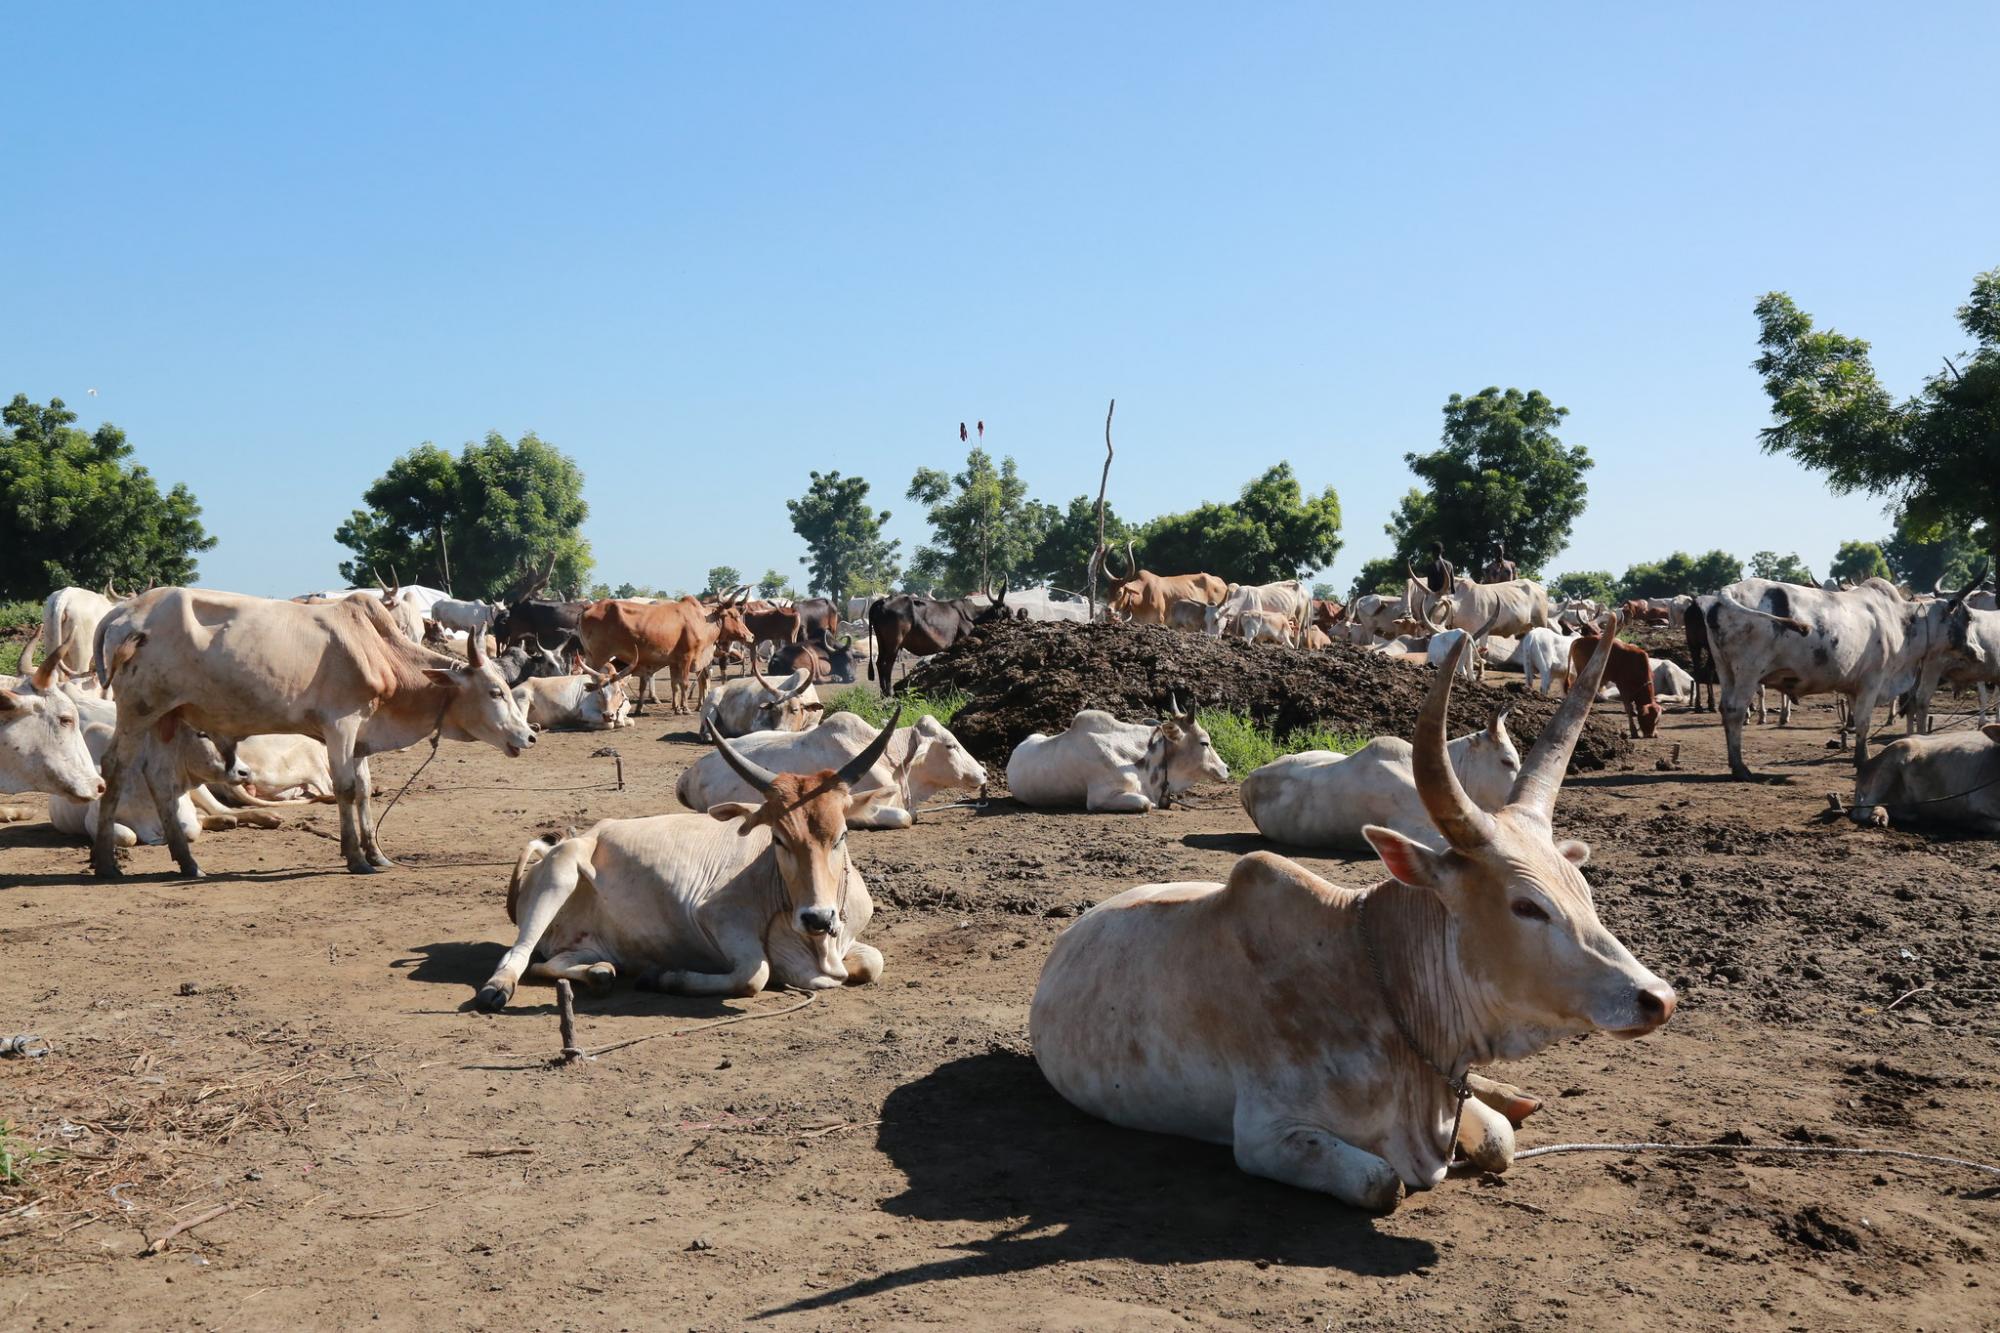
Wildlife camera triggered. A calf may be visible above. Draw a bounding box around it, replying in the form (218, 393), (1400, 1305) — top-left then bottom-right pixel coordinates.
(1240, 711), (1518, 851)
(1565, 628), (1660, 738)
(1005, 702), (1230, 813)
(1517, 627), (1578, 695)
(50, 705), (275, 848)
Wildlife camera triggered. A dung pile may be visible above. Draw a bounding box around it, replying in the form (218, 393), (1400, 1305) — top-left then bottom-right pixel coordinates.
(903, 619), (1633, 769)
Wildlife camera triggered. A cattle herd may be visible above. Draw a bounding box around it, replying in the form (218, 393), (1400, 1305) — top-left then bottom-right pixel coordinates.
(2, 549), (1997, 1214)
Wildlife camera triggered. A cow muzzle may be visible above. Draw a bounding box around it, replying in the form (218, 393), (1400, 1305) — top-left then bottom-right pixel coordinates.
(1609, 983), (1677, 1037)
(798, 907), (837, 935)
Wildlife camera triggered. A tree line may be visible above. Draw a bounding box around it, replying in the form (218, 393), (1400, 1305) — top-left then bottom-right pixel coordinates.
(4, 264), (1990, 610)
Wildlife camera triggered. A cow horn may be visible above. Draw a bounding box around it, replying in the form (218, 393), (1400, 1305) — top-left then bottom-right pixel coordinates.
(19, 624), (43, 676)
(1945, 564), (1989, 612)
(705, 717), (781, 795)
(465, 623), (486, 667)
(1413, 635), (1498, 853)
(1510, 612), (1621, 818)
(835, 633), (854, 650)
(750, 651), (774, 692)
(834, 704), (903, 786)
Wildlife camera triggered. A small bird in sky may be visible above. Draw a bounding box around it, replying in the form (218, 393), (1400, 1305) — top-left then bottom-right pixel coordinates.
(959, 422), (968, 442)
(976, 419), (984, 438)
(87, 387), (99, 397)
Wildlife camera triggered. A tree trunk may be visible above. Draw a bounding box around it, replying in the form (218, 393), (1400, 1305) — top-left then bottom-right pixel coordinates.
(1089, 399), (1115, 620)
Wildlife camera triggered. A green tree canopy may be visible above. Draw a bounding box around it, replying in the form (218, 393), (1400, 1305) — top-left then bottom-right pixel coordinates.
(1617, 550), (1743, 601)
(1348, 556), (1406, 599)
(786, 470), (901, 605)
(335, 431), (591, 598)
(1828, 540), (1891, 585)
(1549, 570), (1618, 604)
(1382, 387), (1593, 575)
(1138, 463), (1342, 584)
(705, 565), (743, 595)
(1754, 269), (2000, 568)
(757, 568), (799, 600)
(906, 449), (1050, 595)
(1748, 550), (1816, 585)
(1026, 495), (1132, 594)
(0, 394), (216, 600)
(1882, 507), (1982, 591)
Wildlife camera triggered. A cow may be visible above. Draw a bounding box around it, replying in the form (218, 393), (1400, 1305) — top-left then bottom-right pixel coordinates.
(491, 600), (590, 659)
(1619, 599), (1673, 628)
(494, 635), (572, 687)
(1652, 658), (1694, 704)
(87, 587), (536, 878)
(1414, 576), (1552, 646)
(677, 709), (985, 830)
(1345, 592), (1411, 643)
(700, 663), (822, 739)
(1425, 628), (1483, 682)
(793, 597), (842, 640)
(1216, 579), (1311, 638)
(1302, 625), (1333, 651)
(1848, 724), (2000, 835)
(1564, 627), (1659, 739)
(1706, 572), (1985, 778)
(1211, 608), (1297, 647)
(48, 700), (280, 847)
(514, 670), (634, 731)
(1682, 601), (1719, 711)
(0, 684), (104, 822)
(1165, 598), (1212, 632)
(577, 591), (754, 715)
(1239, 710), (1519, 852)
(768, 632), (858, 685)
(866, 587), (1012, 692)
(1312, 598), (1346, 633)
(198, 734), (337, 807)
(1909, 600), (2000, 732)
(741, 600), (804, 658)
(1028, 624), (1673, 1212)
(430, 597), (499, 637)
(475, 714), (903, 1010)
(1098, 542), (1229, 626)
(1004, 701), (1230, 813)
(42, 586), (117, 677)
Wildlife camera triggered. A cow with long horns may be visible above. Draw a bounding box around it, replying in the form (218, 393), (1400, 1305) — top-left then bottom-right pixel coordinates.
(1098, 541), (1229, 626)
(474, 707), (902, 1009)
(1030, 620), (1675, 1212)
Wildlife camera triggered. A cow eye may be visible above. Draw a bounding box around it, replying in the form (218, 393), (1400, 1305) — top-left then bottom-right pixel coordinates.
(490, 689), (504, 699)
(1510, 899), (1550, 922)
(59, 715), (75, 727)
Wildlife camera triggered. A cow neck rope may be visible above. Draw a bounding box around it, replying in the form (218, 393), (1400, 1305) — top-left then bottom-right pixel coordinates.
(374, 697), (450, 839)
(1357, 890), (1470, 1163)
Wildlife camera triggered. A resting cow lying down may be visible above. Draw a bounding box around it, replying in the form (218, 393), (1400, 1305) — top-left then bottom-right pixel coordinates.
(1848, 724), (2000, 835)
(1031, 622), (1674, 1212)
(1005, 699), (1229, 813)
(1239, 711), (1518, 851)
(676, 711), (985, 829)
(475, 712), (900, 1009)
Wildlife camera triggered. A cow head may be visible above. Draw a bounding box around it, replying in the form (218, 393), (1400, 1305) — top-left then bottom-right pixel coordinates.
(971, 584), (1010, 625)
(158, 722), (255, 791)
(702, 705), (903, 976)
(0, 688), (103, 803)
(1140, 694), (1230, 802)
(423, 633), (538, 757)
(900, 715), (988, 799)
(823, 634), (857, 683)
(1941, 565), (1993, 669)
(1451, 709), (1521, 813)
(749, 659), (822, 732)
(1361, 617), (1675, 1052)
(494, 634), (567, 687)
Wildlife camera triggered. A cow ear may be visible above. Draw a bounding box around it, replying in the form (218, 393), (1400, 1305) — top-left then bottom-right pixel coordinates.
(1982, 724), (2000, 745)
(1556, 839), (1591, 866)
(0, 690), (23, 714)
(705, 801), (762, 825)
(422, 668), (458, 686)
(1362, 825), (1448, 891)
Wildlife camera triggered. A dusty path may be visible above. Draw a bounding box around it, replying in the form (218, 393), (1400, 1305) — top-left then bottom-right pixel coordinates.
(3, 693), (1996, 1331)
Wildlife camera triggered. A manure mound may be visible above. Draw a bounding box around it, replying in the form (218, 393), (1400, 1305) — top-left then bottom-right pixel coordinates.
(903, 619), (1633, 770)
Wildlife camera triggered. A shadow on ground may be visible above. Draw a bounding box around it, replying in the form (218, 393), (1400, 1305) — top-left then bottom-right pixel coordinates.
(758, 1049), (1435, 1318)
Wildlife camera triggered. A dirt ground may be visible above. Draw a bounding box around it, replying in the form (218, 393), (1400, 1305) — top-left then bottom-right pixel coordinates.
(3, 680), (1998, 1332)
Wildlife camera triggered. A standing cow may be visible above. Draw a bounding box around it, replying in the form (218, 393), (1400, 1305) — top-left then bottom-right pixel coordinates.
(866, 588), (1012, 693)
(1098, 543), (1229, 626)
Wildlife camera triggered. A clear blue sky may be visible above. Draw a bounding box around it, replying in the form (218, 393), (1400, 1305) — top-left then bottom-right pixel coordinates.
(7, 3), (1995, 597)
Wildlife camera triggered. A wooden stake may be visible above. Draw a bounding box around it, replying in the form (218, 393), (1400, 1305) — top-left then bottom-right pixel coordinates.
(557, 979), (581, 1064)
(1089, 398), (1115, 620)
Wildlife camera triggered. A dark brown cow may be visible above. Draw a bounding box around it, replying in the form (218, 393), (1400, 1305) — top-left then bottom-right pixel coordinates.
(769, 632), (858, 684)
(866, 588), (1011, 692)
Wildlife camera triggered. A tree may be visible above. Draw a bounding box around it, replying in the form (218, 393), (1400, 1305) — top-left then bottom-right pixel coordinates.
(705, 566), (743, 596)
(1829, 540), (1891, 585)
(757, 568), (799, 600)
(1139, 463), (1343, 584)
(1382, 387), (1593, 575)
(1310, 581), (1338, 601)
(786, 470), (901, 605)
(335, 431), (591, 598)
(1549, 570), (1617, 604)
(906, 449), (1050, 595)
(0, 394), (216, 599)
(1882, 506), (1981, 591)
(1348, 556), (1406, 599)
(1748, 550), (1815, 585)
(1617, 551), (1742, 601)
(1754, 269), (2000, 569)
(1026, 495), (1132, 593)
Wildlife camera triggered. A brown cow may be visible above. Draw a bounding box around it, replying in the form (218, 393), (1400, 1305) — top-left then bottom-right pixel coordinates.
(578, 592), (754, 716)
(1565, 625), (1660, 738)
(1100, 542), (1228, 625)
(741, 600), (804, 662)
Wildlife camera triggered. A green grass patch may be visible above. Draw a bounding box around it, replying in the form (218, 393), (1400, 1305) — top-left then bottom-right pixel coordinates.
(1196, 708), (1369, 778)
(0, 600), (38, 677)
(823, 686), (968, 729)
(1, 1120), (55, 1187)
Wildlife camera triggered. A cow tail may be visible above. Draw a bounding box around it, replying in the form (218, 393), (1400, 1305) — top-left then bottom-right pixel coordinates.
(506, 835), (557, 925)
(1716, 594), (1811, 636)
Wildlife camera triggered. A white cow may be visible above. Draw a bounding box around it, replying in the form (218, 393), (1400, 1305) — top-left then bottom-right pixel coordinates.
(0, 686), (104, 822)
(1239, 712), (1519, 851)
(513, 672), (634, 731)
(1518, 627), (1579, 695)
(49, 703), (277, 847)
(476, 722), (902, 1010)
(1425, 628), (1481, 681)
(1849, 724), (2000, 834)
(700, 666), (823, 738)
(1031, 628), (1673, 1212)
(1215, 580), (1310, 638)
(199, 734), (337, 806)
(677, 710), (985, 829)
(1652, 658), (1693, 703)
(43, 587), (117, 676)
(1209, 608), (1297, 647)
(1005, 703), (1230, 813)
(430, 597), (499, 637)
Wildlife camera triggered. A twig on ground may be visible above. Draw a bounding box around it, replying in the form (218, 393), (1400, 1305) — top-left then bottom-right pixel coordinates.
(141, 1201), (238, 1255)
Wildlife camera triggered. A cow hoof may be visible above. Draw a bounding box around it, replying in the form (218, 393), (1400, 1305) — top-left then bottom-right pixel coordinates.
(347, 859), (381, 874)
(176, 865), (206, 880)
(92, 858), (125, 879)
(474, 984), (512, 1012)
(368, 854), (398, 869)
(581, 963), (616, 990)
